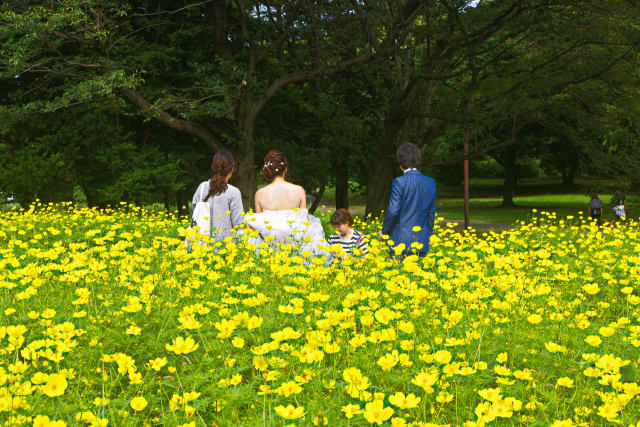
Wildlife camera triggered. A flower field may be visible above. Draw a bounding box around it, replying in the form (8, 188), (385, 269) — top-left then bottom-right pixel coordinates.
(1, 204), (639, 427)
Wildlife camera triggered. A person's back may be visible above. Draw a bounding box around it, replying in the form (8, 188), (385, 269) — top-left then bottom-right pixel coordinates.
(256, 181), (305, 211)
(189, 152), (244, 244)
(381, 142), (436, 256)
(255, 151), (306, 213)
(383, 171), (436, 250)
(589, 195), (603, 225)
(244, 150), (327, 257)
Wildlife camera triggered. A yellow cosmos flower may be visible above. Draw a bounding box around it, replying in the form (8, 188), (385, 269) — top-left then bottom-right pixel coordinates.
(388, 392), (421, 409)
(597, 403), (619, 420)
(165, 335), (199, 354)
(274, 404), (305, 420)
(41, 373), (68, 397)
(130, 396), (148, 411)
(31, 372), (48, 385)
(551, 421), (574, 427)
(147, 357), (168, 371)
(41, 308), (56, 318)
(496, 352), (508, 363)
(436, 391), (454, 403)
(363, 399), (394, 425)
(556, 377), (574, 388)
(393, 243), (405, 256)
(527, 314), (542, 324)
(585, 335), (602, 347)
(275, 380), (303, 397)
(434, 350), (452, 364)
(33, 415), (67, 427)
(341, 404), (362, 419)
(582, 283), (600, 295)
(478, 387), (502, 403)
(246, 316), (264, 329)
(377, 351), (400, 372)
(125, 325), (141, 335)
(411, 371), (438, 393)
(397, 320), (414, 334)
(598, 326), (615, 337)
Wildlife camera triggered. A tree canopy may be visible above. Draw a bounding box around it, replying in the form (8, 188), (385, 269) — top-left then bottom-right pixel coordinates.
(1, 0), (639, 211)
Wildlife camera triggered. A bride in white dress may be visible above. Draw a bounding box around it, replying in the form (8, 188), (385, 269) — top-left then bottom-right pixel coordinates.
(243, 151), (327, 256)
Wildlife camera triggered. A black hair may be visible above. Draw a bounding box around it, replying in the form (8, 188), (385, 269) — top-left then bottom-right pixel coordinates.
(396, 142), (422, 169)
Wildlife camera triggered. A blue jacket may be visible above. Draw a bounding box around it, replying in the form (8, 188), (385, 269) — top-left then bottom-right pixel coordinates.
(381, 170), (436, 254)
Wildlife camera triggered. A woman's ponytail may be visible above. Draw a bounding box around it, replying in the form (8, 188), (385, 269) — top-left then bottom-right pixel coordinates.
(209, 152), (236, 197)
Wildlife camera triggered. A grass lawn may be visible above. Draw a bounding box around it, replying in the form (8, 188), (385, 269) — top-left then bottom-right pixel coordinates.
(436, 194), (590, 223)
(317, 176), (637, 227)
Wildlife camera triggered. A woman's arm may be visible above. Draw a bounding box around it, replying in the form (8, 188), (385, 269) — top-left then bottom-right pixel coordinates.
(255, 189), (263, 213)
(192, 183), (203, 207)
(299, 186), (307, 209)
(229, 189), (244, 226)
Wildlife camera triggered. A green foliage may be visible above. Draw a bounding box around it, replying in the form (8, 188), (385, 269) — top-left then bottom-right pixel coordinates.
(0, 140), (73, 205)
(1, 0), (639, 211)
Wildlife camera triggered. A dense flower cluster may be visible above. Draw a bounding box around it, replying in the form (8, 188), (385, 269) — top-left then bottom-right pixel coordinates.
(0, 202), (639, 426)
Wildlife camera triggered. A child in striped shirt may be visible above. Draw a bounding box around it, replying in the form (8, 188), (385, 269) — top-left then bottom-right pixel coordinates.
(327, 209), (369, 258)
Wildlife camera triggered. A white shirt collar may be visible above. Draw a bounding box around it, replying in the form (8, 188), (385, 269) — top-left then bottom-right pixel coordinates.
(403, 168), (417, 174)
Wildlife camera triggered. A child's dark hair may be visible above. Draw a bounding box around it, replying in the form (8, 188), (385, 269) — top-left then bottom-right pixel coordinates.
(330, 208), (354, 226)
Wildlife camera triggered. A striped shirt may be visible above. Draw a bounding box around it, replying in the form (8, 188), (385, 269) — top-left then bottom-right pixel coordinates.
(327, 230), (369, 257)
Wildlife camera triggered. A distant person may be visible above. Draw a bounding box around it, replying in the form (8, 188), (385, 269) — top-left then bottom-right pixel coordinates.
(588, 194), (603, 225)
(191, 151), (244, 239)
(612, 187), (626, 221)
(381, 142), (436, 258)
(327, 209), (369, 258)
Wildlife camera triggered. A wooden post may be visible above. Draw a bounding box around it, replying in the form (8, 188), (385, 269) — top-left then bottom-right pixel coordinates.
(464, 129), (470, 229)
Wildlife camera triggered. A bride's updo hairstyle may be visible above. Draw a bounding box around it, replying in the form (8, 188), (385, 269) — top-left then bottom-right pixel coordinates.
(209, 151), (236, 197)
(262, 150), (288, 182)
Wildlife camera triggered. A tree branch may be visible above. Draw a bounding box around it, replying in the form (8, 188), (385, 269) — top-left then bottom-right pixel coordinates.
(120, 88), (227, 152)
(252, 53), (380, 118)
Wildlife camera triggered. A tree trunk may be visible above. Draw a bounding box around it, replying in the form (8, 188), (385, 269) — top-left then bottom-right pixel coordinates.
(232, 143), (256, 211)
(177, 189), (190, 218)
(365, 114), (406, 218)
(163, 192), (171, 212)
(308, 184), (325, 215)
(335, 157), (349, 210)
(501, 147), (518, 207)
(566, 155), (578, 185)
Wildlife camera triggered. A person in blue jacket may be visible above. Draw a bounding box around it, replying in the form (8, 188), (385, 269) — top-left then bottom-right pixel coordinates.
(381, 142), (436, 258)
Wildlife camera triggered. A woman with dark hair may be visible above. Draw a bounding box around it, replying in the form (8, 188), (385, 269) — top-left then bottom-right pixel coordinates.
(243, 150), (326, 255)
(191, 151), (244, 239)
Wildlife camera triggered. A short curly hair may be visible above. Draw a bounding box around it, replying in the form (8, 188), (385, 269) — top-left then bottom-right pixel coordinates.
(396, 142), (421, 169)
(330, 208), (354, 226)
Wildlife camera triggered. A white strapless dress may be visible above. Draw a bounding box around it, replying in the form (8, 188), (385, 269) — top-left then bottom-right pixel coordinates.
(242, 209), (328, 256)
